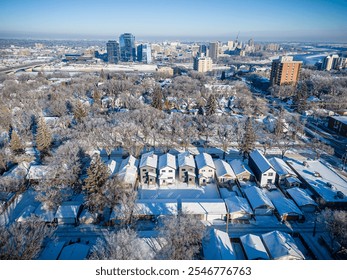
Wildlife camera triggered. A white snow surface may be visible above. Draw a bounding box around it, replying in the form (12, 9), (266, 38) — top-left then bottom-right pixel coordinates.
(203, 228), (236, 260)
(224, 196), (253, 216)
(286, 187), (318, 208)
(139, 151), (158, 169)
(195, 153), (215, 170)
(214, 159), (236, 179)
(243, 186), (275, 210)
(240, 233), (270, 260)
(158, 153), (176, 170)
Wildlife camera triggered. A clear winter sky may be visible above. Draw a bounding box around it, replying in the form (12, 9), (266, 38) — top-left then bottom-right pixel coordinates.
(0, 0), (346, 42)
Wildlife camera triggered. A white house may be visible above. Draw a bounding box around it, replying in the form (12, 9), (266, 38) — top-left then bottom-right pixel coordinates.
(224, 196), (253, 220)
(287, 187), (318, 213)
(229, 159), (254, 181)
(139, 152), (158, 185)
(158, 153), (176, 186)
(117, 155), (138, 188)
(243, 185), (275, 216)
(214, 159), (236, 185)
(55, 201), (82, 225)
(248, 150), (276, 187)
(195, 153), (215, 185)
(240, 234), (270, 260)
(181, 199), (227, 221)
(177, 151), (196, 185)
(261, 231), (305, 260)
(269, 157), (297, 186)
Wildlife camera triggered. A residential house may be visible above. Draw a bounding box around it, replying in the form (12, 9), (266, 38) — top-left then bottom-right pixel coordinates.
(203, 228), (236, 260)
(243, 185), (275, 216)
(248, 150), (276, 187)
(158, 153), (176, 186)
(268, 157), (298, 187)
(55, 201), (83, 225)
(287, 187), (318, 213)
(240, 234), (270, 260)
(195, 153), (215, 185)
(177, 151), (196, 185)
(224, 196), (253, 220)
(214, 159), (236, 186)
(117, 155), (138, 188)
(261, 231), (305, 260)
(229, 159), (254, 182)
(181, 199), (227, 221)
(139, 152), (158, 185)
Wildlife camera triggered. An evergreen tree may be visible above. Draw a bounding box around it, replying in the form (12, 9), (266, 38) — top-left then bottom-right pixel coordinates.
(205, 94), (217, 116)
(151, 86), (163, 110)
(239, 116), (256, 160)
(83, 155), (109, 213)
(73, 100), (87, 123)
(36, 117), (52, 156)
(10, 131), (24, 155)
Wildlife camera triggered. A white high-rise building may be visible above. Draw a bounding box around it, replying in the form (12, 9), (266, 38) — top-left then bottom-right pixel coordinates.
(321, 54), (339, 71)
(193, 53), (213, 73)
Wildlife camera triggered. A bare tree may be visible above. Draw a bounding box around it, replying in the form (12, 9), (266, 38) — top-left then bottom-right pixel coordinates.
(156, 213), (205, 260)
(89, 228), (153, 260)
(9, 131), (25, 155)
(0, 217), (54, 260)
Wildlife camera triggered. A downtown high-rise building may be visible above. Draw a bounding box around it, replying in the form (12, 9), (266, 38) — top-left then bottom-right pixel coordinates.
(270, 56), (302, 86)
(119, 33), (136, 62)
(193, 53), (212, 73)
(321, 54), (340, 71)
(199, 44), (208, 56)
(209, 42), (219, 62)
(137, 44), (152, 64)
(106, 40), (120, 64)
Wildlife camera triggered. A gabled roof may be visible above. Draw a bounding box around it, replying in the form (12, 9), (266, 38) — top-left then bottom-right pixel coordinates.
(26, 165), (52, 180)
(177, 151), (195, 168)
(181, 199), (227, 215)
(158, 153), (176, 170)
(262, 231), (305, 260)
(243, 186), (275, 210)
(240, 234), (270, 260)
(107, 159), (117, 176)
(214, 159), (236, 178)
(203, 228), (236, 260)
(269, 157), (295, 177)
(224, 196), (253, 215)
(269, 195), (303, 217)
(287, 187), (318, 208)
(119, 155), (138, 171)
(249, 149), (274, 173)
(55, 201), (82, 219)
(195, 153), (215, 170)
(139, 151), (158, 169)
(229, 159), (253, 176)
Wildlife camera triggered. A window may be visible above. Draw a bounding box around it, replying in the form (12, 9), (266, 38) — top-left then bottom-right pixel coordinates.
(162, 170), (166, 173)
(268, 172), (273, 176)
(263, 173), (267, 176)
(169, 170), (173, 172)
(168, 177), (173, 179)
(267, 179), (273, 183)
(209, 170), (212, 172)
(202, 170), (205, 172)
(150, 169), (154, 172)
(143, 169), (147, 172)
(182, 168), (186, 171)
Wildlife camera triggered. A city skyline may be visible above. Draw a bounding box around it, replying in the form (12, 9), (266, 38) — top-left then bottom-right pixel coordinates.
(0, 0), (347, 42)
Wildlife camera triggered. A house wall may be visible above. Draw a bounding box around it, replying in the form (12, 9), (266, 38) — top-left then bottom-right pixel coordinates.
(159, 167), (176, 186)
(178, 165), (195, 182)
(328, 117), (347, 137)
(259, 168), (276, 187)
(139, 166), (156, 183)
(198, 167), (215, 185)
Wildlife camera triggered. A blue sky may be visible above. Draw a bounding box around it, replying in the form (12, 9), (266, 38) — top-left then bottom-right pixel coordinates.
(0, 0), (346, 42)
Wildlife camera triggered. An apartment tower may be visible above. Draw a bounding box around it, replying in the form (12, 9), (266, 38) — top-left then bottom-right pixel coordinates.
(270, 56), (302, 86)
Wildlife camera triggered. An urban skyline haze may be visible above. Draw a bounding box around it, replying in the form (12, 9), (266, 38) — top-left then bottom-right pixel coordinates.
(0, 0), (347, 42)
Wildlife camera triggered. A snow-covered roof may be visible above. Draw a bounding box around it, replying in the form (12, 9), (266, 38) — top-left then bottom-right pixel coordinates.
(177, 151), (195, 168)
(240, 234), (270, 260)
(214, 159), (236, 179)
(249, 149), (274, 173)
(58, 243), (90, 260)
(158, 153), (176, 170)
(219, 188), (237, 199)
(288, 160), (347, 203)
(107, 159), (117, 176)
(286, 177), (302, 185)
(119, 155), (138, 171)
(16, 205), (36, 222)
(34, 204), (56, 222)
(287, 187), (318, 208)
(38, 241), (65, 260)
(203, 228), (236, 260)
(181, 199), (227, 215)
(195, 153), (215, 170)
(269, 157), (295, 177)
(2, 162), (30, 180)
(139, 151), (158, 169)
(229, 159), (253, 176)
(268, 194), (303, 218)
(261, 231), (305, 260)
(224, 196), (253, 215)
(55, 201), (82, 219)
(243, 186), (275, 210)
(27, 165), (52, 180)
(117, 167), (137, 186)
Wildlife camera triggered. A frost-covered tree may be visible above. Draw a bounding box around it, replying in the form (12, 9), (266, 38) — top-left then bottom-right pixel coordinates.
(73, 100), (88, 123)
(89, 228), (153, 260)
(156, 213), (205, 260)
(0, 217), (54, 260)
(36, 117), (52, 157)
(10, 131), (25, 155)
(239, 116), (256, 159)
(151, 86), (163, 110)
(309, 138), (334, 160)
(205, 94), (217, 116)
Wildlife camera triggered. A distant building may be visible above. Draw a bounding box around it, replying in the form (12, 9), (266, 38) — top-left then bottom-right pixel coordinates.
(209, 42), (219, 62)
(199, 44), (208, 56)
(270, 56), (302, 86)
(193, 53), (213, 73)
(328, 116), (347, 137)
(137, 44), (152, 64)
(106, 40), (120, 64)
(227, 40), (234, 50)
(321, 54), (340, 71)
(119, 33), (136, 62)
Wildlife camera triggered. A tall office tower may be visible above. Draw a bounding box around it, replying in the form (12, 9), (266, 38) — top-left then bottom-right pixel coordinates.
(193, 53), (213, 73)
(321, 54), (339, 71)
(270, 56), (302, 86)
(137, 44), (152, 64)
(209, 42), (219, 62)
(106, 40), (120, 64)
(199, 44), (208, 56)
(119, 33), (136, 62)
(248, 38), (254, 47)
(227, 40), (234, 50)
